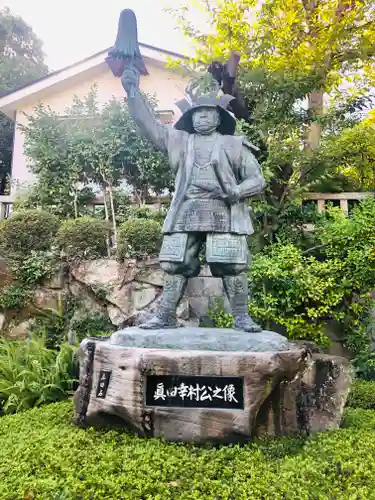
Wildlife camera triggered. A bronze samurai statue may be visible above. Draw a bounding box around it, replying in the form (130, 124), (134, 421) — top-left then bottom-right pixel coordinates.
(111, 10), (266, 332)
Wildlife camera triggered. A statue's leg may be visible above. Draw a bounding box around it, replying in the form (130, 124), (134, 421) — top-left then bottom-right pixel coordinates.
(139, 233), (203, 329)
(210, 254), (262, 333)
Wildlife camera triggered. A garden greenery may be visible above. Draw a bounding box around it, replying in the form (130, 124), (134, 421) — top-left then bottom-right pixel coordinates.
(346, 380), (375, 410)
(0, 335), (77, 415)
(206, 197), (375, 354)
(117, 218), (162, 260)
(11, 250), (59, 287)
(0, 284), (29, 310)
(0, 396), (373, 498)
(54, 217), (110, 261)
(0, 209), (59, 259)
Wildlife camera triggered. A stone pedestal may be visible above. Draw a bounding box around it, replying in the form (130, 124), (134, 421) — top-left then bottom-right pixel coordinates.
(73, 327), (353, 444)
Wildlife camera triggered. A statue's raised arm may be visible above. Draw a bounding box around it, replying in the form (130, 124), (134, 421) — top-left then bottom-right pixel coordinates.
(107, 8), (168, 153)
(121, 69), (168, 153)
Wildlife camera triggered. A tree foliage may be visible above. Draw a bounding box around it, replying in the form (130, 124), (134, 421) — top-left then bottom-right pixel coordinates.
(0, 7), (48, 193)
(205, 197), (375, 353)
(169, 0), (375, 246)
(19, 87), (173, 232)
(171, 0), (375, 85)
(322, 122), (375, 191)
(171, 0), (375, 354)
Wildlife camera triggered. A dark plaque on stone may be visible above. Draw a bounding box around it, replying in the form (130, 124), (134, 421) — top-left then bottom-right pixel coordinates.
(96, 370), (112, 398)
(145, 375), (244, 409)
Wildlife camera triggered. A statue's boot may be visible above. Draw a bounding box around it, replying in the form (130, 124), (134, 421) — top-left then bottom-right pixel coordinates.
(222, 274), (262, 333)
(139, 275), (188, 329)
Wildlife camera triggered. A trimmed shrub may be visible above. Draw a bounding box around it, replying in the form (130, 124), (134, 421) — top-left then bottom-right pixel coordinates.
(1, 402), (375, 498)
(347, 379), (375, 409)
(342, 407), (375, 429)
(117, 218), (162, 260)
(0, 209), (59, 259)
(54, 217), (109, 260)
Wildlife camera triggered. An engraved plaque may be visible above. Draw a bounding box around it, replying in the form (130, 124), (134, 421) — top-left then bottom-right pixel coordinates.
(145, 375), (244, 409)
(206, 234), (248, 264)
(159, 233), (188, 262)
(96, 370), (111, 399)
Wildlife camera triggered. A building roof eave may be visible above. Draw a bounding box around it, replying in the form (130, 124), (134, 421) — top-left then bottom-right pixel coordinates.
(0, 42), (192, 118)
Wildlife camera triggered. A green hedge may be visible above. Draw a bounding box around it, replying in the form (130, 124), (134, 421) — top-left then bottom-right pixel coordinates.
(0, 209), (59, 259)
(117, 218), (162, 260)
(346, 379), (375, 410)
(341, 407), (375, 429)
(1, 401), (375, 498)
(55, 217), (109, 260)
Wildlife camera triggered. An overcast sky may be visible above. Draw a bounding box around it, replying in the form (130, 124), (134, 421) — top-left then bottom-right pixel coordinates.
(2, 0), (200, 70)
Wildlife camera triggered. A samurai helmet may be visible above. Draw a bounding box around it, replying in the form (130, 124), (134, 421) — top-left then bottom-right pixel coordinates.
(174, 79), (236, 135)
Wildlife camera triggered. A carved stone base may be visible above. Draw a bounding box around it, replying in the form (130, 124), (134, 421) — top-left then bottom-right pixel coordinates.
(73, 328), (353, 444)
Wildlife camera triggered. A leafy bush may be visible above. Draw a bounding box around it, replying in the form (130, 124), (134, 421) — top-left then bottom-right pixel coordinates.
(207, 299), (234, 328)
(0, 209), (59, 259)
(116, 205), (167, 225)
(69, 311), (114, 342)
(249, 244), (342, 346)
(346, 380), (375, 410)
(341, 407), (375, 429)
(352, 350), (375, 381)
(1, 401), (375, 498)
(248, 198), (375, 351)
(0, 284), (29, 310)
(29, 310), (67, 350)
(54, 217), (109, 260)
(117, 218), (162, 259)
(0, 336), (77, 415)
(11, 250), (59, 286)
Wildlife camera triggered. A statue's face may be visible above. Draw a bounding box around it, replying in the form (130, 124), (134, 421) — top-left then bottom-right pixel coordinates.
(192, 107), (220, 134)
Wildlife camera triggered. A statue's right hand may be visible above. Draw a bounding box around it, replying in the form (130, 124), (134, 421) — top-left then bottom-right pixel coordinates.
(121, 67), (140, 94)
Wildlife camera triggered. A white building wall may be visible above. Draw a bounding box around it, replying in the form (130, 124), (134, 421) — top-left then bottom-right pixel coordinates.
(11, 60), (188, 195)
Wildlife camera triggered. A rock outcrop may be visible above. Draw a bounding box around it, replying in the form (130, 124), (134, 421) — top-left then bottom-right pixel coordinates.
(0, 259), (224, 338)
(73, 328), (353, 443)
(69, 259), (225, 328)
